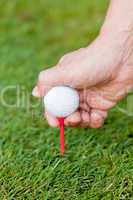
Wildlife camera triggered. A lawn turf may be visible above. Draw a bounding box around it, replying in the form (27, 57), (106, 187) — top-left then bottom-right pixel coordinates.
(0, 0), (133, 199)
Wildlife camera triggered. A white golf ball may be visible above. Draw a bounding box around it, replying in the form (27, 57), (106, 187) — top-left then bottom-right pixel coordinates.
(44, 86), (79, 117)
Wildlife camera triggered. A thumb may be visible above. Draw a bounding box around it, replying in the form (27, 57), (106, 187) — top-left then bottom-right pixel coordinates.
(32, 65), (75, 97)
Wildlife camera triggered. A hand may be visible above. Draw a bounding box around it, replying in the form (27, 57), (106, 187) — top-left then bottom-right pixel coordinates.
(32, 32), (133, 128)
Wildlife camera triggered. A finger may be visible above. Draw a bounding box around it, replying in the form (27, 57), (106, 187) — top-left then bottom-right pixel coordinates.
(86, 91), (116, 110)
(89, 109), (105, 128)
(79, 89), (87, 102)
(100, 65), (133, 101)
(79, 102), (90, 112)
(92, 109), (108, 119)
(45, 111), (59, 127)
(32, 66), (64, 97)
(64, 111), (81, 127)
(33, 65), (75, 97)
(80, 110), (90, 127)
(32, 86), (40, 97)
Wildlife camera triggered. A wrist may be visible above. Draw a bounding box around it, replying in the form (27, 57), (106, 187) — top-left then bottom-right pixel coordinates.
(99, 25), (133, 73)
(100, 18), (133, 39)
(100, 0), (133, 41)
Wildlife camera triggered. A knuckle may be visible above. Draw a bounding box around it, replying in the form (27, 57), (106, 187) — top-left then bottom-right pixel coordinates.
(58, 55), (67, 64)
(58, 52), (71, 65)
(77, 47), (85, 52)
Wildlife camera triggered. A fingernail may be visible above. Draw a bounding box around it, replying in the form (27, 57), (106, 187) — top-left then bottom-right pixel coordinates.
(32, 86), (40, 97)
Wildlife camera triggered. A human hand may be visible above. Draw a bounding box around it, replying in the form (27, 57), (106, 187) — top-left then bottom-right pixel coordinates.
(32, 32), (133, 128)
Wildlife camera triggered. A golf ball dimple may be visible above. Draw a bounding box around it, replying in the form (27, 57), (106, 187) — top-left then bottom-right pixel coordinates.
(44, 86), (79, 117)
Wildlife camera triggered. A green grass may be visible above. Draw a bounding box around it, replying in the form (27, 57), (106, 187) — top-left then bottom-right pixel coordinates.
(0, 0), (133, 199)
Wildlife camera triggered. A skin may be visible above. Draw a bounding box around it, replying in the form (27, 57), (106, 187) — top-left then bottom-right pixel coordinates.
(32, 0), (133, 128)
